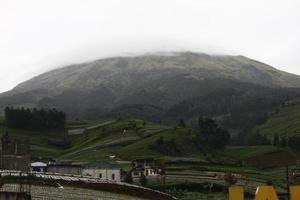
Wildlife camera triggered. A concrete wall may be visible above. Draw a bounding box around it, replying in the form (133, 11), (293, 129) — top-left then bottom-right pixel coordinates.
(82, 169), (121, 182)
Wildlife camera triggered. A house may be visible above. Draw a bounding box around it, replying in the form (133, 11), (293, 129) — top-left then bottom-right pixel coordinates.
(82, 161), (121, 182)
(30, 162), (47, 172)
(0, 132), (30, 171)
(131, 158), (165, 178)
(47, 160), (82, 175)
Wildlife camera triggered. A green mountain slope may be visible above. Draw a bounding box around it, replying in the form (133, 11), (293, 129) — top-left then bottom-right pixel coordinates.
(258, 97), (300, 138)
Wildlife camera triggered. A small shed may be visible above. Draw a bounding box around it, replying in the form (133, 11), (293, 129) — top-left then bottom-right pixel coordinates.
(31, 162), (47, 172)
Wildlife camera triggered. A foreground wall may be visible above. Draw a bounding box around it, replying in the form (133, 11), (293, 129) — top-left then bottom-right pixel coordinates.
(0, 192), (31, 200)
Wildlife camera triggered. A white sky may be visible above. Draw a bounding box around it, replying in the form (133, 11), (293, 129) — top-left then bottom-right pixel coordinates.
(0, 0), (300, 93)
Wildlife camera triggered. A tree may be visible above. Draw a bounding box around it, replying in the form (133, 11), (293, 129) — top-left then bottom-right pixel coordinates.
(273, 133), (280, 147)
(198, 117), (230, 150)
(149, 137), (181, 155)
(247, 130), (270, 146)
(288, 136), (300, 151)
(178, 119), (186, 128)
(280, 137), (287, 147)
(139, 173), (147, 187)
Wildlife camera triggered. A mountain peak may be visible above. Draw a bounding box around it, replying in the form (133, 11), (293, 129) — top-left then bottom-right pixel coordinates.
(1, 52), (300, 119)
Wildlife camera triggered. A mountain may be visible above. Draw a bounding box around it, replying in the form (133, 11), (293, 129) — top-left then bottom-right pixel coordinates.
(1, 52), (300, 131)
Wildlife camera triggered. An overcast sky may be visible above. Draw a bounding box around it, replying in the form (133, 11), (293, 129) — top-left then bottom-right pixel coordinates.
(0, 0), (299, 93)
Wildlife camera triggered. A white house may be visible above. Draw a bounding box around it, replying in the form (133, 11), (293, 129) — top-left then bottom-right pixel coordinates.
(82, 168), (121, 181)
(82, 161), (121, 182)
(131, 158), (164, 178)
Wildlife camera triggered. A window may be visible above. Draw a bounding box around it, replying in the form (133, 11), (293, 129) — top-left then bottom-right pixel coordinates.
(99, 173), (102, 179)
(112, 173), (115, 180)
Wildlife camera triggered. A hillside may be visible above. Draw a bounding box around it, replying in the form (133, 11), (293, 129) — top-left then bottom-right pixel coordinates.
(1, 116), (296, 167)
(258, 97), (300, 138)
(1, 52), (300, 132)
(0, 117), (190, 160)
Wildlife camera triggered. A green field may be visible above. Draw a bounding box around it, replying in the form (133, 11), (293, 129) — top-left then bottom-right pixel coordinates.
(224, 146), (278, 160)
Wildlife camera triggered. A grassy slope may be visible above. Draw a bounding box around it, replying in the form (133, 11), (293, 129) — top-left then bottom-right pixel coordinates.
(258, 97), (300, 138)
(0, 117), (183, 161)
(1, 116), (298, 164)
(65, 119), (206, 161)
(223, 146), (278, 160)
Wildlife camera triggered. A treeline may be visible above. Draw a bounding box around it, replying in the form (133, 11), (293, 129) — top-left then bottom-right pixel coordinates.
(232, 130), (270, 146)
(273, 133), (300, 151)
(4, 107), (66, 130)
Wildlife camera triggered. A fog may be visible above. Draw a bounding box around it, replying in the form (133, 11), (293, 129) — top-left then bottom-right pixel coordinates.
(0, 0), (299, 92)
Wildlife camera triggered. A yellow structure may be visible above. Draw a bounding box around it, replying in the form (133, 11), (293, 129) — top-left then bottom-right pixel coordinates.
(290, 185), (300, 200)
(229, 185), (300, 200)
(229, 186), (244, 200)
(254, 186), (278, 200)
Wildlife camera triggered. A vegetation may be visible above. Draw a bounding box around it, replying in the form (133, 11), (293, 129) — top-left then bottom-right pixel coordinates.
(198, 117), (230, 150)
(149, 137), (181, 156)
(124, 172), (133, 184)
(139, 173), (148, 187)
(287, 135), (300, 151)
(4, 107), (66, 130)
(232, 130), (270, 146)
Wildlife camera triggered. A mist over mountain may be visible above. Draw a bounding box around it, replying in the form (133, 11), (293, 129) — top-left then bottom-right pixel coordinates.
(1, 52), (300, 130)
